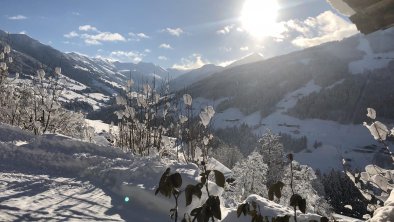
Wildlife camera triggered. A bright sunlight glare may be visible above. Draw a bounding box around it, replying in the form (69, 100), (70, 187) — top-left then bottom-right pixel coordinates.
(241, 0), (279, 38)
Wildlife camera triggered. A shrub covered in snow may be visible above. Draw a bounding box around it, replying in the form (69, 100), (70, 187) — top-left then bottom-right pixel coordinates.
(343, 108), (394, 218)
(0, 44), (88, 138)
(368, 190), (394, 222)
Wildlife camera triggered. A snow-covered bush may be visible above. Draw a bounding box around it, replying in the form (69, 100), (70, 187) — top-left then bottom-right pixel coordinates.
(0, 44), (88, 139)
(368, 190), (394, 222)
(155, 161), (225, 222)
(362, 108), (394, 162)
(343, 108), (394, 219)
(113, 76), (174, 155)
(177, 93), (216, 163)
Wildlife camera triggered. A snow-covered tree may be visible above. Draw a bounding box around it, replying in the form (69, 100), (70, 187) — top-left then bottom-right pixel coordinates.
(258, 129), (285, 187)
(211, 145), (243, 168)
(280, 161), (332, 216)
(225, 151), (268, 206)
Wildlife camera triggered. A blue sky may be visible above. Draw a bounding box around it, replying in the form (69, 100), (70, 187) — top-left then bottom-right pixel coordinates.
(1, 0), (359, 69)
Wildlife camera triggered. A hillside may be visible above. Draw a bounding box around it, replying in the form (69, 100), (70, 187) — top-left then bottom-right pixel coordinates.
(226, 53), (264, 69)
(0, 30), (183, 97)
(186, 28), (394, 170)
(189, 29), (394, 124)
(170, 64), (224, 90)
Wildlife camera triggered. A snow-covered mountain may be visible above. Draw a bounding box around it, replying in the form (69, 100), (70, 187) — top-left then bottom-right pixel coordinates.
(170, 64), (224, 90)
(188, 28), (394, 171)
(113, 60), (175, 80)
(170, 54), (266, 90)
(66, 52), (171, 90)
(0, 32), (113, 95)
(0, 29), (185, 96)
(226, 52), (264, 69)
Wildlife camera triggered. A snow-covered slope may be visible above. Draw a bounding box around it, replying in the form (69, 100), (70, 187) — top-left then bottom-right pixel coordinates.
(171, 64), (224, 90)
(0, 172), (123, 221)
(222, 195), (322, 222)
(10, 75), (110, 111)
(192, 78), (391, 171)
(0, 30), (185, 97)
(190, 28), (394, 121)
(349, 36), (394, 74)
(0, 123), (335, 221)
(186, 28), (394, 172)
(226, 53), (264, 69)
(68, 53), (187, 91)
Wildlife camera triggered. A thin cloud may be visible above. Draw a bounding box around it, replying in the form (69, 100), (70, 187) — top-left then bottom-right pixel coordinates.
(159, 43), (172, 49)
(8, 15), (28, 20)
(65, 26), (126, 45)
(158, 56), (167, 60)
(99, 50), (145, 63)
(236, 27), (244, 32)
(172, 54), (207, 70)
(79, 25), (99, 32)
(128, 32), (150, 41)
(136, 33), (149, 39)
(85, 39), (101, 45)
(285, 10), (358, 48)
(162, 28), (184, 37)
(219, 47), (232, 52)
(64, 31), (79, 38)
(82, 32), (126, 45)
(216, 25), (234, 35)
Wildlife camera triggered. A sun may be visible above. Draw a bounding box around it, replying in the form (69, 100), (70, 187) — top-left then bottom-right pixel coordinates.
(240, 0), (279, 38)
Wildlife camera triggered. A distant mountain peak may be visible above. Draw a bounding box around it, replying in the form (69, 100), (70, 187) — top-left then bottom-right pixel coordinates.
(226, 52), (264, 69)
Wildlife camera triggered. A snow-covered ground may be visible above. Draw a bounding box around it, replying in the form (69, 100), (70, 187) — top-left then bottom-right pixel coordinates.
(349, 36), (394, 75)
(0, 123), (333, 221)
(87, 93), (111, 102)
(9, 74), (110, 111)
(0, 172), (123, 221)
(60, 90), (107, 111)
(86, 119), (118, 133)
(194, 80), (384, 171)
(0, 123), (166, 221)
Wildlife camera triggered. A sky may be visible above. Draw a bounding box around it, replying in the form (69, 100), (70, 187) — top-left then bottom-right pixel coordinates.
(1, 0), (359, 70)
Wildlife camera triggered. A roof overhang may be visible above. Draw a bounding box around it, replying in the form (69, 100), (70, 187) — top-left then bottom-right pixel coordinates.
(328, 0), (394, 34)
